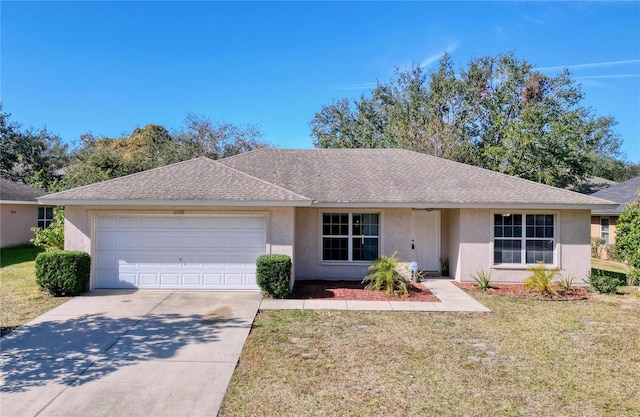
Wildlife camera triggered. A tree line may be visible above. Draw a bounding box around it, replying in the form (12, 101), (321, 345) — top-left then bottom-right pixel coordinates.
(1, 52), (638, 193)
(0, 107), (268, 192)
(310, 53), (638, 189)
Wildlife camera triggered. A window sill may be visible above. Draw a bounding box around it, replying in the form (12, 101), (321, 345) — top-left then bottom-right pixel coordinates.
(319, 261), (373, 266)
(492, 264), (558, 270)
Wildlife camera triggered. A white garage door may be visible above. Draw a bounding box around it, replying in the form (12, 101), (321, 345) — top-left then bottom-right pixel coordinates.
(94, 215), (266, 290)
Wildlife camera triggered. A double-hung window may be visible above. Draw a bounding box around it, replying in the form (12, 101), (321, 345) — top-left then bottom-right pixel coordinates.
(38, 207), (54, 229)
(322, 213), (379, 262)
(494, 214), (555, 265)
(600, 218), (610, 245)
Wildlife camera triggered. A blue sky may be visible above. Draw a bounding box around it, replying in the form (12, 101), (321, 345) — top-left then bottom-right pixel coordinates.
(2, 1), (639, 162)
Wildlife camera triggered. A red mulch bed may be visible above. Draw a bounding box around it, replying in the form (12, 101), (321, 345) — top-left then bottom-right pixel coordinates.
(290, 280), (440, 302)
(453, 282), (590, 301)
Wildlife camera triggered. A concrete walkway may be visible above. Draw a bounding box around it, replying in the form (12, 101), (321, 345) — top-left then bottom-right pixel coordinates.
(260, 279), (491, 312)
(1, 290), (262, 417)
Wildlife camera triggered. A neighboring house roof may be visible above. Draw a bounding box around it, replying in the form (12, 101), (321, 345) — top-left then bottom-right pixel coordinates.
(570, 176), (618, 194)
(40, 157), (312, 206)
(0, 178), (48, 204)
(590, 175), (640, 215)
(40, 149), (615, 209)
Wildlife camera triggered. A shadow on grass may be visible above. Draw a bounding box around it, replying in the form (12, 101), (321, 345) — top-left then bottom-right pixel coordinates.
(0, 311), (249, 393)
(0, 245), (44, 268)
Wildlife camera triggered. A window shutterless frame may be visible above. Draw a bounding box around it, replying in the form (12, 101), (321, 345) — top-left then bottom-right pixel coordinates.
(38, 207), (54, 229)
(493, 213), (556, 266)
(321, 212), (380, 262)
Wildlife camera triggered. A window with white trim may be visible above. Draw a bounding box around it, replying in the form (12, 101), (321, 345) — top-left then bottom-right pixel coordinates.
(494, 214), (555, 265)
(600, 217), (610, 245)
(38, 207), (54, 229)
(322, 213), (379, 262)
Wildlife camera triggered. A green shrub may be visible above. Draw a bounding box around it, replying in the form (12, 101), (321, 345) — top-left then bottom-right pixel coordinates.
(31, 206), (64, 251)
(586, 268), (627, 294)
(591, 237), (605, 258)
(473, 269), (494, 290)
(35, 251), (90, 296)
(256, 254), (292, 298)
(523, 262), (559, 295)
(556, 272), (575, 291)
(362, 253), (409, 297)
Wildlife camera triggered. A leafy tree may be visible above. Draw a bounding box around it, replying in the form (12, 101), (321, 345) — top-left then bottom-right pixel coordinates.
(60, 116), (268, 190)
(174, 113), (268, 160)
(310, 53), (623, 189)
(0, 104), (68, 190)
(614, 199), (640, 284)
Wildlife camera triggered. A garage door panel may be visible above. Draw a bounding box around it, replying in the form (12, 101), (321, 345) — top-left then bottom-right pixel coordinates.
(202, 218), (224, 229)
(95, 215), (265, 290)
(224, 273), (243, 285)
(182, 274), (201, 286)
(140, 273), (159, 286)
(203, 273), (222, 286)
(160, 273), (180, 286)
(202, 236), (225, 248)
(159, 218), (181, 229)
(118, 217), (139, 228)
(246, 217), (265, 229)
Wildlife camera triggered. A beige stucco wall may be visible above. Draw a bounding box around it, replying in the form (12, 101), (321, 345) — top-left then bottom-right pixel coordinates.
(452, 209), (592, 284)
(64, 205), (296, 288)
(294, 207), (450, 280)
(64, 204), (592, 286)
(1, 203), (43, 248)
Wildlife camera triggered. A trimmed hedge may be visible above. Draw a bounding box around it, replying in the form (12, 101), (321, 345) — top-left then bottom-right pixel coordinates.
(256, 254), (291, 298)
(35, 251), (91, 296)
(586, 268), (627, 294)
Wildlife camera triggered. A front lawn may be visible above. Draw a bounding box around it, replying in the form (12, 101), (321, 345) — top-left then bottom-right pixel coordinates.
(0, 246), (71, 336)
(221, 292), (640, 416)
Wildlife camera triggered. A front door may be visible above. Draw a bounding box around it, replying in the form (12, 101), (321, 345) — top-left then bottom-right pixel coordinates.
(411, 210), (440, 271)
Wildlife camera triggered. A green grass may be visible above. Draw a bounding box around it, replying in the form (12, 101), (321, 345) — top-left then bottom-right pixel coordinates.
(220, 293), (640, 417)
(0, 246), (71, 336)
(592, 257), (632, 275)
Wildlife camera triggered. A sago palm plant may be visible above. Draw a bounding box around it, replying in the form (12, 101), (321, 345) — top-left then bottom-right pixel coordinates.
(362, 252), (409, 297)
(523, 261), (559, 295)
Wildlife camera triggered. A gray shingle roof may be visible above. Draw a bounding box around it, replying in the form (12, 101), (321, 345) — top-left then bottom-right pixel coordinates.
(40, 157), (311, 205)
(219, 149), (613, 207)
(590, 175), (640, 214)
(0, 178), (47, 202)
(40, 149), (614, 208)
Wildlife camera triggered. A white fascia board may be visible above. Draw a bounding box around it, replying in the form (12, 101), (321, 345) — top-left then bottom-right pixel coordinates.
(37, 199), (313, 207)
(591, 210), (621, 216)
(0, 200), (42, 205)
(312, 202), (612, 210)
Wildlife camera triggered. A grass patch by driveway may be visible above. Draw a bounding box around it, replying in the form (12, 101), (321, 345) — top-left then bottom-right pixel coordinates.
(1, 246), (71, 336)
(221, 293), (640, 417)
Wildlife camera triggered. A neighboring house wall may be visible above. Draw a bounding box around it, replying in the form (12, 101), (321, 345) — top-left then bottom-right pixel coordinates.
(64, 205), (296, 287)
(0, 204), (38, 248)
(590, 215), (618, 259)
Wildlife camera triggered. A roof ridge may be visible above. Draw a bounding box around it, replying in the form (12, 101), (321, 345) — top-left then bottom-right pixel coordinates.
(213, 160), (313, 201)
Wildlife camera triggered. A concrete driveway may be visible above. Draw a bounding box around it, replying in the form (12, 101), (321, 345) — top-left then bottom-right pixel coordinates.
(0, 290), (262, 417)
